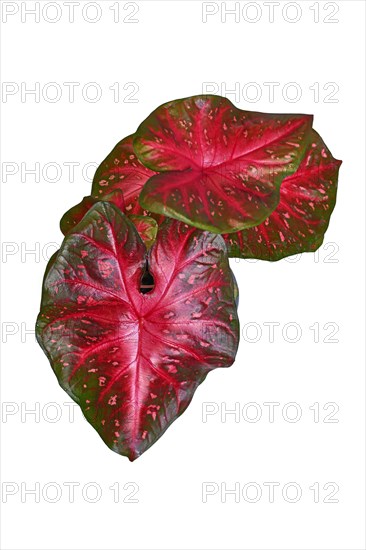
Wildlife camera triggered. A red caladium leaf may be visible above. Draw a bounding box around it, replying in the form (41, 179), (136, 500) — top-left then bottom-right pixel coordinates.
(91, 134), (158, 218)
(224, 130), (342, 260)
(36, 202), (239, 461)
(134, 95), (313, 233)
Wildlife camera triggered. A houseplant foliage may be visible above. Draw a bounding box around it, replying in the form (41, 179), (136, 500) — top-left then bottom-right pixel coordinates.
(36, 95), (341, 460)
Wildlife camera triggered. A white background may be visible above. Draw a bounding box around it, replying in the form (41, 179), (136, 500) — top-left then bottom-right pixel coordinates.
(1, 1), (365, 549)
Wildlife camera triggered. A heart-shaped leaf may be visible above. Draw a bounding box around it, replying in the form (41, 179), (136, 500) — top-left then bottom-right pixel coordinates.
(36, 202), (239, 461)
(134, 95), (313, 233)
(91, 134), (158, 217)
(224, 130), (342, 260)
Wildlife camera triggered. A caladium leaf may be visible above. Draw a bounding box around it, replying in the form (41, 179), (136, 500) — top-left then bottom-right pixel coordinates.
(60, 190), (125, 236)
(36, 202), (239, 461)
(91, 134), (158, 218)
(134, 95), (313, 233)
(224, 130), (342, 260)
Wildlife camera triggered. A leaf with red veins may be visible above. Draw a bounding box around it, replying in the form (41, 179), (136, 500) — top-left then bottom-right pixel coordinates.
(224, 130), (342, 260)
(134, 95), (313, 233)
(36, 202), (239, 461)
(91, 134), (162, 221)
